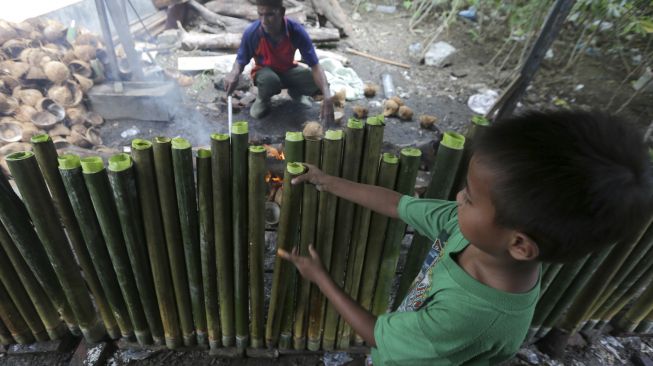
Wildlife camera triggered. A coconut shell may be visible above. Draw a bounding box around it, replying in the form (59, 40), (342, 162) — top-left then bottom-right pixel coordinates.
(0, 21), (18, 46)
(43, 21), (67, 42)
(302, 121), (324, 139)
(74, 33), (100, 47)
(419, 114), (438, 129)
(52, 137), (70, 150)
(0, 142), (31, 156)
(31, 111), (58, 130)
(14, 105), (37, 122)
(68, 60), (92, 78)
(85, 127), (102, 146)
(383, 99), (399, 117)
(0, 61), (30, 78)
(14, 88), (43, 107)
(20, 123), (40, 142)
(70, 124), (87, 135)
(0, 121), (23, 143)
(0, 76), (20, 94)
(90, 59), (105, 82)
(19, 48), (46, 65)
(364, 83), (378, 98)
(2, 39), (32, 59)
(352, 105), (368, 119)
(397, 105), (413, 121)
(36, 98), (65, 121)
(68, 130), (92, 148)
(48, 82), (82, 107)
(85, 112), (103, 127)
(48, 124), (71, 137)
(12, 22), (36, 37)
(390, 96), (404, 107)
(0, 95), (19, 115)
(333, 89), (346, 108)
(73, 45), (97, 62)
(61, 50), (76, 65)
(25, 66), (47, 81)
(73, 73), (93, 92)
(44, 61), (70, 83)
(66, 107), (86, 125)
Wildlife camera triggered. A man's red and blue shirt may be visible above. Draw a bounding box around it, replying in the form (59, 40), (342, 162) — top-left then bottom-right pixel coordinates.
(236, 17), (319, 77)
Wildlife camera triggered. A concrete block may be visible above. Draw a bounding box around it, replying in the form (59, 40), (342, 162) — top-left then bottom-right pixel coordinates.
(69, 341), (111, 366)
(425, 41), (456, 67)
(87, 81), (181, 122)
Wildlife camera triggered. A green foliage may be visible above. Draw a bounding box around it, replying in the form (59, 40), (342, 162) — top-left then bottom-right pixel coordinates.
(403, 1), (412, 10)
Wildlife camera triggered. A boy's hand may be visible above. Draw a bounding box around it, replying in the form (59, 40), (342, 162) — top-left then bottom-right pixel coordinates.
(278, 244), (327, 284)
(291, 164), (329, 191)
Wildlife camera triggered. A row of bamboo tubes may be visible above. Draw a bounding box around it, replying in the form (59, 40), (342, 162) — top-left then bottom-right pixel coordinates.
(2, 114), (653, 353)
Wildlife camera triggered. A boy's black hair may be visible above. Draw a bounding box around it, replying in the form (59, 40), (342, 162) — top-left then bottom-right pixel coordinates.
(473, 110), (653, 263)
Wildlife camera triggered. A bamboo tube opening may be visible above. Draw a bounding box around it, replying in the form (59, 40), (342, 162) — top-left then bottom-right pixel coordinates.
(325, 129), (343, 140)
(285, 132), (304, 142)
(30, 134), (51, 143)
(401, 147), (422, 157)
(287, 162), (306, 175)
(249, 146), (266, 153)
(441, 132), (466, 150)
(197, 148), (212, 158)
(383, 153), (399, 164)
(210, 133), (229, 141)
(108, 154), (132, 172)
(231, 121), (248, 135)
(472, 115), (491, 126)
(171, 137), (191, 150)
(366, 115), (385, 126)
(347, 118), (364, 129)
(154, 136), (172, 144)
(80, 156), (104, 174)
(58, 154), (81, 170)
(132, 139), (152, 150)
(6, 151), (34, 161)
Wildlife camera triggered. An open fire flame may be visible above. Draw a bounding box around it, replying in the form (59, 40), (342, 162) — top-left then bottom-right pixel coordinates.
(264, 144), (284, 183)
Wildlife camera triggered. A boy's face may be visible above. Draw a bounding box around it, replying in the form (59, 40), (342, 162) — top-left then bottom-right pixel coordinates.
(456, 155), (514, 256)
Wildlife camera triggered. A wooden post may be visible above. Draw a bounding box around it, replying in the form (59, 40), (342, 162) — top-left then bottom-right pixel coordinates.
(248, 146), (266, 349)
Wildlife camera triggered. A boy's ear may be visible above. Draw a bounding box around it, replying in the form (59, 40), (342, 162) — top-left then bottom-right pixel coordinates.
(508, 232), (539, 261)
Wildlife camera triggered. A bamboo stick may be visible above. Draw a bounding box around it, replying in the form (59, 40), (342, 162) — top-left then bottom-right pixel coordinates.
(634, 308), (653, 334)
(81, 156), (152, 345)
(0, 244), (48, 341)
(6, 151), (105, 342)
(248, 146), (266, 349)
(266, 163), (305, 348)
(610, 264), (653, 332)
(293, 137), (323, 350)
(0, 170), (76, 332)
(211, 133), (235, 347)
(394, 132), (465, 310)
(307, 130), (344, 351)
(0, 222), (65, 340)
(172, 138), (207, 345)
(231, 122), (250, 350)
(0, 318), (12, 345)
(321, 119), (364, 350)
(197, 148), (221, 350)
(58, 154), (135, 341)
(152, 137), (195, 346)
(371, 148), (421, 317)
(30, 135), (119, 339)
(0, 281), (34, 344)
(540, 263), (564, 298)
(131, 139), (182, 349)
(279, 132), (304, 350)
(450, 115), (490, 199)
(338, 116), (385, 349)
(107, 153), (165, 345)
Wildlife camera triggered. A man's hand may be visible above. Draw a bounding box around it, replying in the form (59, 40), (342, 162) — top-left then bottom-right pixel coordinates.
(320, 97), (335, 127)
(278, 245), (327, 285)
(291, 163), (329, 191)
(224, 70), (240, 95)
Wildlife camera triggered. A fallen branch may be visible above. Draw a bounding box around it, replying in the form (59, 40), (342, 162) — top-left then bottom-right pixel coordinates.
(310, 0), (353, 37)
(344, 48), (411, 69)
(188, 0), (226, 28)
(179, 28), (340, 50)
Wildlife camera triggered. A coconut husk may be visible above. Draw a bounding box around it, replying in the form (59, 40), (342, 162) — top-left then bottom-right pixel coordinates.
(419, 115), (437, 129)
(12, 21), (36, 37)
(397, 105), (413, 121)
(66, 107), (86, 125)
(20, 123), (41, 142)
(67, 130), (92, 148)
(364, 83), (378, 98)
(0, 76), (20, 94)
(0, 95), (19, 115)
(68, 60), (92, 78)
(19, 48), (48, 66)
(43, 20), (67, 42)
(47, 82), (82, 107)
(85, 127), (101, 146)
(90, 59), (105, 82)
(390, 96), (404, 107)
(31, 111), (58, 130)
(0, 121), (23, 143)
(0, 21), (19, 46)
(73, 73), (93, 92)
(25, 66), (48, 81)
(41, 44), (65, 59)
(44, 61), (70, 83)
(352, 105), (368, 119)
(302, 121), (324, 139)
(72, 45), (97, 62)
(1, 39), (32, 59)
(13, 88), (43, 107)
(0, 61), (30, 78)
(70, 124), (87, 135)
(333, 89), (346, 108)
(74, 33), (100, 47)
(383, 99), (399, 117)
(0, 142), (31, 156)
(61, 50), (76, 65)
(48, 124), (71, 137)
(85, 112), (103, 127)
(14, 105), (37, 122)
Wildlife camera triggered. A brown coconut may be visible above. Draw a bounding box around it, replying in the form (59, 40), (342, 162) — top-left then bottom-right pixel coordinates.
(352, 105), (368, 119)
(397, 105), (413, 121)
(48, 124), (71, 137)
(73, 73), (93, 92)
(44, 61), (70, 83)
(14, 88), (43, 107)
(419, 115), (438, 129)
(43, 20), (67, 42)
(383, 99), (399, 117)
(0, 95), (19, 115)
(303, 121), (324, 139)
(73, 45), (97, 62)
(68, 60), (92, 78)
(66, 107), (86, 125)
(14, 105), (37, 122)
(85, 112), (103, 127)
(390, 96), (404, 107)
(0, 121), (23, 143)
(333, 89), (346, 108)
(364, 83), (378, 98)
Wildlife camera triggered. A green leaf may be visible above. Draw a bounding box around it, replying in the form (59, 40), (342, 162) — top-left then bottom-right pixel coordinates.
(403, 0), (412, 9)
(641, 20), (653, 34)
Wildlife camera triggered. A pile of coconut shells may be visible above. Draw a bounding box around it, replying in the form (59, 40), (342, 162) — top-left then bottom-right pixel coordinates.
(0, 18), (118, 175)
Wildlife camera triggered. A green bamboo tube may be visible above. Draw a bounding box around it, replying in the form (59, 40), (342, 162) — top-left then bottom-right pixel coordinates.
(231, 122), (250, 350)
(450, 115), (490, 199)
(58, 155), (135, 341)
(248, 146), (266, 349)
(107, 154), (165, 345)
(394, 132), (466, 310)
(634, 308), (653, 333)
(6, 151), (104, 342)
(0, 318), (13, 345)
(211, 133), (235, 347)
(293, 137), (323, 350)
(152, 137), (195, 346)
(0, 171), (76, 331)
(197, 148), (221, 350)
(0, 281), (33, 344)
(540, 263), (564, 298)
(31, 135), (119, 339)
(81, 156), (152, 345)
(371, 148), (421, 317)
(338, 116), (385, 349)
(557, 216), (653, 335)
(172, 138), (207, 345)
(0, 244), (48, 341)
(0, 223), (64, 340)
(279, 132), (304, 350)
(610, 265), (653, 332)
(306, 130), (344, 351)
(265, 163), (305, 348)
(131, 139), (182, 349)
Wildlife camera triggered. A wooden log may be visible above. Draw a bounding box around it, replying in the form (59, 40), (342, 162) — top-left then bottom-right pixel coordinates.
(6, 151), (105, 343)
(248, 146), (266, 349)
(58, 154), (135, 341)
(131, 139), (182, 349)
(211, 133), (235, 347)
(205, 0), (306, 23)
(310, 0), (353, 36)
(180, 28), (339, 50)
(189, 0), (226, 28)
(172, 138), (207, 345)
(107, 154), (165, 345)
(152, 137), (196, 347)
(31, 135), (119, 339)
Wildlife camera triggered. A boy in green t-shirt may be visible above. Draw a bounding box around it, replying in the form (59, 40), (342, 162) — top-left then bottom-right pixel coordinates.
(279, 110), (653, 365)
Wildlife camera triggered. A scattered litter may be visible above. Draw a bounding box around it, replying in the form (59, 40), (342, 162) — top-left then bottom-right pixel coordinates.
(376, 5), (397, 13)
(458, 7), (478, 22)
(84, 344), (103, 366)
(632, 53), (642, 65)
(425, 41), (456, 67)
(545, 49), (555, 60)
(323, 351), (353, 366)
(321, 58), (365, 100)
(517, 348), (540, 365)
(368, 100), (383, 109)
(574, 84), (584, 91)
(467, 89), (499, 114)
(602, 336), (624, 349)
(408, 43), (423, 62)
(114, 349), (156, 362)
(381, 73), (395, 98)
(120, 127), (140, 139)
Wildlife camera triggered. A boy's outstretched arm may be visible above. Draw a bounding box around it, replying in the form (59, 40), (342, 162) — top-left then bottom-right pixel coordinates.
(279, 245), (378, 347)
(292, 164), (402, 219)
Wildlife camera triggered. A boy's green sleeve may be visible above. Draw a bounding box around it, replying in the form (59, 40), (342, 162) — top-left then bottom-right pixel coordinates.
(397, 196), (458, 241)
